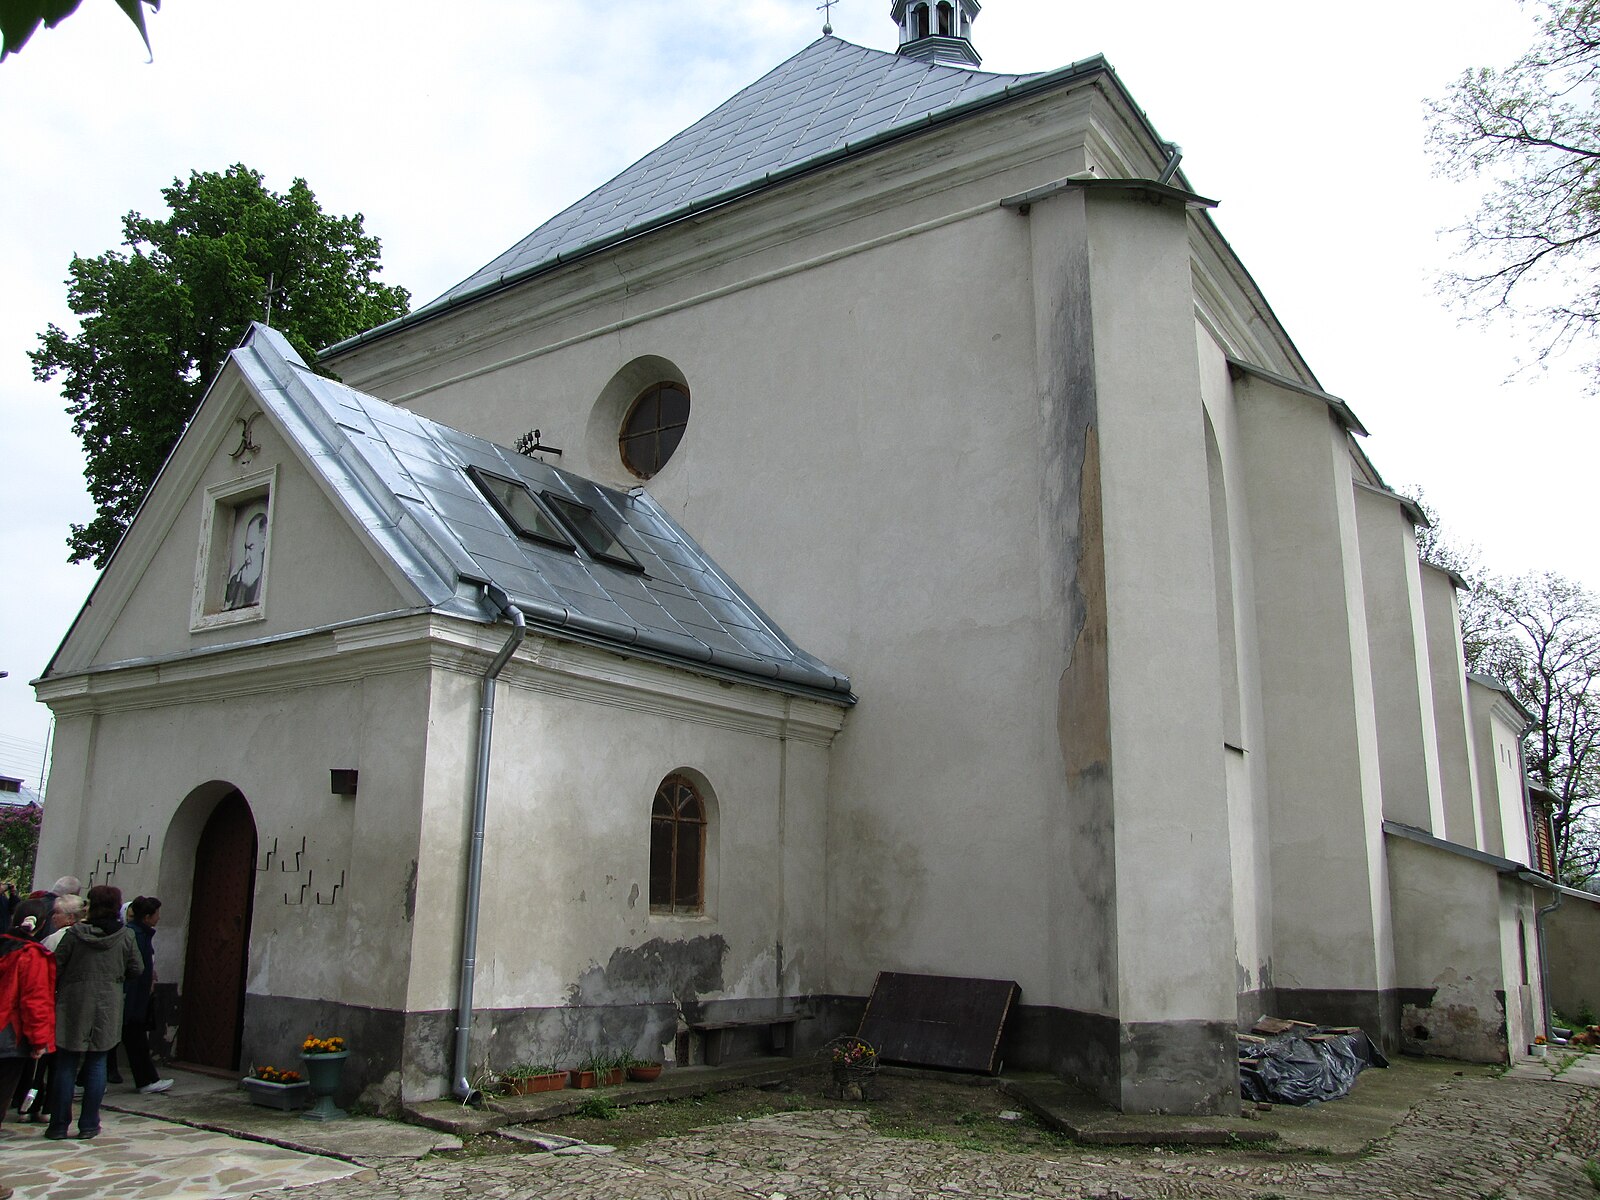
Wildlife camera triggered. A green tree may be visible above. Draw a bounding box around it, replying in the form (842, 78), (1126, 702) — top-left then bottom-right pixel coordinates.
(32, 165), (410, 566)
(0, 804), (41, 890)
(1427, 1), (1600, 382)
(1, 0), (158, 61)
(1471, 572), (1600, 886)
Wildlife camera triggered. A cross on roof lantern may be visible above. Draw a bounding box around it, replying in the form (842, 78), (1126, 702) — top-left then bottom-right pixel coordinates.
(818, 0), (837, 35)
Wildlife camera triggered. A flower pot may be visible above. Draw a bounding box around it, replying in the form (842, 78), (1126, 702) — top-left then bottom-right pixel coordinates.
(831, 1063), (877, 1100)
(569, 1069), (596, 1089)
(626, 1064), (663, 1082)
(242, 1077), (310, 1111)
(597, 1067), (624, 1086)
(300, 1051), (350, 1122)
(508, 1071), (568, 1095)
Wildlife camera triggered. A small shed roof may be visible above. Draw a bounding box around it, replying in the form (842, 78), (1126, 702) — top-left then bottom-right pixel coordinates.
(238, 325), (851, 703)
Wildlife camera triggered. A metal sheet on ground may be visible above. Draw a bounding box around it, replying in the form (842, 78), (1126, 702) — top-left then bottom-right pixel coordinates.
(856, 972), (1019, 1073)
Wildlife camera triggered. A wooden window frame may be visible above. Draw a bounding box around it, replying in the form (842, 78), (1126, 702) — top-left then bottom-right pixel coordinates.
(650, 773), (707, 915)
(618, 382), (690, 480)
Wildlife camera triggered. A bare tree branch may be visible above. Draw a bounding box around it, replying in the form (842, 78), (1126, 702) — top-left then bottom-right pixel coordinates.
(1429, 2), (1600, 385)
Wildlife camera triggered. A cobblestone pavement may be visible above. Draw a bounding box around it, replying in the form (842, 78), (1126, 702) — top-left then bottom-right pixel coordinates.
(310, 1071), (1600, 1200)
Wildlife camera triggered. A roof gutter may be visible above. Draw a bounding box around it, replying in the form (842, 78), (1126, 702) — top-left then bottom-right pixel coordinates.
(322, 53), (1122, 359)
(1226, 358), (1369, 437)
(452, 583), (526, 1103)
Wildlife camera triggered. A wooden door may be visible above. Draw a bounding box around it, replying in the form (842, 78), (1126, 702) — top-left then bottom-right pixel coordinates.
(178, 790), (257, 1069)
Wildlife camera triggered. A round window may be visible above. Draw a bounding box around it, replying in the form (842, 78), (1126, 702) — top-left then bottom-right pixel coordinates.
(618, 382), (690, 479)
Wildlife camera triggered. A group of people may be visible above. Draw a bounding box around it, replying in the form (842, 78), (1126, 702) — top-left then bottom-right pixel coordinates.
(0, 875), (174, 1143)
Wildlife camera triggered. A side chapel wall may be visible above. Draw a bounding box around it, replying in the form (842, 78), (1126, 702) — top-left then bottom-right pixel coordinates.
(404, 646), (836, 1099)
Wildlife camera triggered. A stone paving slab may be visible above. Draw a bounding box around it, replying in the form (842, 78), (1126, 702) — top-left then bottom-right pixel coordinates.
(101, 1066), (460, 1165)
(0, 1110), (365, 1200)
(1002, 1074), (1279, 1146)
(1507, 1047), (1600, 1087)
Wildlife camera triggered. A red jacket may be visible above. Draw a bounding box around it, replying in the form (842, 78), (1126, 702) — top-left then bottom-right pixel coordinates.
(0, 936), (57, 1055)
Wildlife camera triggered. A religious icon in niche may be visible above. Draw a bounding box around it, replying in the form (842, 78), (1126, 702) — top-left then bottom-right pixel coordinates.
(223, 499), (269, 610)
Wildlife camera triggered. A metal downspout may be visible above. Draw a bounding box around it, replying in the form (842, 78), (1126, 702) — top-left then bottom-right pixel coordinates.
(453, 585), (526, 1102)
(1510, 720), (1561, 1042)
(1523, 873), (1565, 1042)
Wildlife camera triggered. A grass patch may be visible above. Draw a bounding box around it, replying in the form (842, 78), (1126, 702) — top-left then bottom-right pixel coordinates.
(1583, 1158), (1600, 1192)
(575, 1095), (620, 1120)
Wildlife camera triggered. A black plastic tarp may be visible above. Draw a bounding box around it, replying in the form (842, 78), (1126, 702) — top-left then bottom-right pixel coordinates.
(1239, 1030), (1388, 1106)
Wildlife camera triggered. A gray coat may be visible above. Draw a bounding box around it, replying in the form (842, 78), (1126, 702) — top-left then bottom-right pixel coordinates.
(54, 920), (143, 1052)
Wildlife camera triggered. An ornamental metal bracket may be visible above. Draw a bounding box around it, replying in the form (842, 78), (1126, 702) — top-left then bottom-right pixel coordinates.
(229, 410), (263, 464)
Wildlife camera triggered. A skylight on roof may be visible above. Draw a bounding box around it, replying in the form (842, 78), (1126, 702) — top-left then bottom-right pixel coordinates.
(467, 466), (573, 549)
(543, 492), (643, 571)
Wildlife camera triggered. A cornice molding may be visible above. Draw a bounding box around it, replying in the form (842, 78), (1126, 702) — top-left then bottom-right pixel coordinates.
(37, 613), (847, 745)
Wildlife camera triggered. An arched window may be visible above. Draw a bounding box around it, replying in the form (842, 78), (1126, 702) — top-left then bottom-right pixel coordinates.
(937, 2), (954, 36)
(619, 381), (690, 479)
(650, 773), (706, 913)
(913, 3), (929, 39)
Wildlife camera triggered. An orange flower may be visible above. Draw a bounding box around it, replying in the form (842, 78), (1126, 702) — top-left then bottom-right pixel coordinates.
(250, 1065), (303, 1083)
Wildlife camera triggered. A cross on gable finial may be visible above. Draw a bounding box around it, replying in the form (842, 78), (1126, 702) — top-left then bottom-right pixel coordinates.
(818, 0), (836, 35)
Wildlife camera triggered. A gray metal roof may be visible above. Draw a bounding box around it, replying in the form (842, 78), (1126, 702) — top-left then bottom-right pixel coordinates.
(237, 325), (851, 703)
(324, 37), (1070, 354)
(423, 37), (1036, 316)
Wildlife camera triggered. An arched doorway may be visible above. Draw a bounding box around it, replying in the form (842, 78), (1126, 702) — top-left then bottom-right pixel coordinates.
(177, 789), (257, 1069)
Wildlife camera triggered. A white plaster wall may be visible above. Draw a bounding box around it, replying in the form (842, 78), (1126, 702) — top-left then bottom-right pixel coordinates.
(1468, 681), (1533, 865)
(1421, 570), (1486, 849)
(35, 664), (430, 1014)
(1386, 834), (1514, 1062)
(1195, 330), (1274, 1009)
(408, 651), (836, 1022)
(1235, 377), (1392, 993)
(1354, 487), (1446, 833)
(1497, 879), (1542, 1055)
(1085, 192), (1236, 1028)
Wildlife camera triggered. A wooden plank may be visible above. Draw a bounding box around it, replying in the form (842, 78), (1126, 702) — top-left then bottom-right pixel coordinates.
(856, 971), (1020, 1074)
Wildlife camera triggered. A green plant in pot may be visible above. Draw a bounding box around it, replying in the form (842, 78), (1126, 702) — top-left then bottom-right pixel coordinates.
(577, 1050), (626, 1086)
(622, 1052), (664, 1082)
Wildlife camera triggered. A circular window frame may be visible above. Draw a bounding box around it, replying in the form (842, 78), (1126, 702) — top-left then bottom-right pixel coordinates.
(584, 355), (690, 487)
(618, 381), (690, 481)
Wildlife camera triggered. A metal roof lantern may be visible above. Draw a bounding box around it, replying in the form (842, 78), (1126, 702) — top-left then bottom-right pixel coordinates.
(892, 0), (981, 68)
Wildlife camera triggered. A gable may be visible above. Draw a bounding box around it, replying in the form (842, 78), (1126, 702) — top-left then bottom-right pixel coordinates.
(50, 379), (416, 676)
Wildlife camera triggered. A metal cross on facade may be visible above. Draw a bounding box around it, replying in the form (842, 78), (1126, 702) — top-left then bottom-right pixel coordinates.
(818, 0), (837, 35)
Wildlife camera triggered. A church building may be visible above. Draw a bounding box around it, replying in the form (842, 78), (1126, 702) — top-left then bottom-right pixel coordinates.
(34, 8), (1553, 1114)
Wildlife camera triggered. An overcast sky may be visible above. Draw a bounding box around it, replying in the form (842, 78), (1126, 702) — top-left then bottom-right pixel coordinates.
(2, 0), (1589, 788)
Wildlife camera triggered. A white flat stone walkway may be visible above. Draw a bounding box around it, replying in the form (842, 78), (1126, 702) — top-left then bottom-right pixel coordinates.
(0, 1109), (364, 1200)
